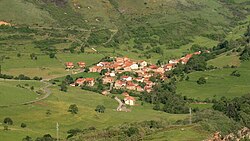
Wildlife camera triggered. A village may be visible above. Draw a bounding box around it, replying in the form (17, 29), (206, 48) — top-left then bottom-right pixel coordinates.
(64, 51), (202, 106)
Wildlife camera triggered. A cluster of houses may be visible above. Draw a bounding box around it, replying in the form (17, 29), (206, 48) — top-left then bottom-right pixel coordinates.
(88, 51), (202, 93)
(67, 51), (203, 106)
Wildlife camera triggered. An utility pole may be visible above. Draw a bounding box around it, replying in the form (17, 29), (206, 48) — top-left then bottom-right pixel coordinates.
(189, 107), (192, 125)
(56, 122), (59, 141)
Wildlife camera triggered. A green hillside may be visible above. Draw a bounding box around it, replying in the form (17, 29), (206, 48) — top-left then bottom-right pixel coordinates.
(0, 0), (249, 140)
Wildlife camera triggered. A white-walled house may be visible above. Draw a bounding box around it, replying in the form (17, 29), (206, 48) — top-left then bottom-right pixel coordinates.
(124, 96), (136, 106)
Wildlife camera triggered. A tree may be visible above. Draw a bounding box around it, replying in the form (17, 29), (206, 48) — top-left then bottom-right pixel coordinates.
(100, 69), (108, 75)
(68, 104), (78, 114)
(95, 105), (105, 113)
(60, 81), (68, 92)
(30, 53), (37, 60)
(153, 102), (161, 111)
(17, 53), (21, 57)
(30, 86), (34, 91)
(80, 46), (85, 53)
(239, 46), (250, 61)
(230, 70), (240, 77)
(22, 136), (32, 141)
(49, 53), (56, 58)
(84, 67), (90, 73)
(21, 123), (27, 128)
(3, 117), (13, 125)
(185, 55), (207, 73)
(125, 127), (139, 137)
(46, 110), (51, 116)
(65, 75), (74, 84)
(197, 77), (206, 85)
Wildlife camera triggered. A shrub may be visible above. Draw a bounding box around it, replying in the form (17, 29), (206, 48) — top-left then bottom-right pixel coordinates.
(95, 105), (105, 113)
(197, 77), (206, 85)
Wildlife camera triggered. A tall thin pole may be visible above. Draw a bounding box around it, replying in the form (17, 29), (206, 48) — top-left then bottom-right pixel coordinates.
(189, 107), (192, 125)
(56, 122), (59, 141)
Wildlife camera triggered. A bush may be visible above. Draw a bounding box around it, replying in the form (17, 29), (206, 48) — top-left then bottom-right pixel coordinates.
(68, 104), (78, 114)
(95, 105), (105, 113)
(197, 77), (206, 85)
(230, 70), (240, 77)
(3, 117), (13, 125)
(21, 123), (27, 128)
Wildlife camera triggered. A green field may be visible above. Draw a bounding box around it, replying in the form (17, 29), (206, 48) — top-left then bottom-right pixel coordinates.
(0, 85), (188, 140)
(177, 61), (250, 100)
(144, 125), (210, 141)
(0, 80), (44, 105)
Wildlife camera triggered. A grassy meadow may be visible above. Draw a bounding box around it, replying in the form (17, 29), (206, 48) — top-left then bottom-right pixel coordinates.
(0, 80), (44, 106)
(177, 61), (250, 100)
(0, 85), (188, 140)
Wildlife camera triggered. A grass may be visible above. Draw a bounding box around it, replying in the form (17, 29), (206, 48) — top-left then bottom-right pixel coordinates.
(177, 61), (250, 100)
(144, 125), (210, 141)
(0, 80), (44, 105)
(208, 53), (241, 68)
(0, 0), (54, 25)
(0, 85), (188, 140)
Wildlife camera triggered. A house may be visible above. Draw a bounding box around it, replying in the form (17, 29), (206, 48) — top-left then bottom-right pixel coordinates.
(130, 64), (139, 70)
(77, 62), (86, 68)
(136, 86), (144, 92)
(114, 80), (126, 88)
(149, 65), (158, 70)
(164, 64), (174, 71)
(123, 66), (132, 72)
(123, 57), (130, 62)
(116, 57), (124, 63)
(124, 96), (136, 106)
(194, 51), (201, 55)
(139, 61), (147, 67)
(122, 92), (130, 97)
(121, 76), (133, 81)
(144, 86), (152, 93)
(169, 59), (180, 64)
(89, 66), (102, 73)
(102, 90), (109, 96)
(85, 78), (95, 86)
(0, 21), (11, 26)
(126, 82), (136, 90)
(135, 77), (144, 82)
(155, 67), (165, 74)
(65, 62), (74, 69)
(102, 76), (115, 84)
(75, 78), (85, 86)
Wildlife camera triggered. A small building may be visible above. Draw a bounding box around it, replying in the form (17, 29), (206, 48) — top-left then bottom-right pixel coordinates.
(114, 80), (126, 88)
(136, 86), (144, 92)
(139, 61), (147, 68)
(124, 96), (136, 106)
(89, 66), (102, 73)
(126, 82), (136, 90)
(65, 62), (74, 69)
(164, 64), (174, 71)
(75, 78), (85, 86)
(130, 64), (139, 70)
(77, 62), (86, 68)
(121, 76), (133, 81)
(102, 90), (109, 96)
(85, 78), (95, 86)
(102, 76), (115, 84)
(122, 92), (130, 97)
(0, 21), (11, 26)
